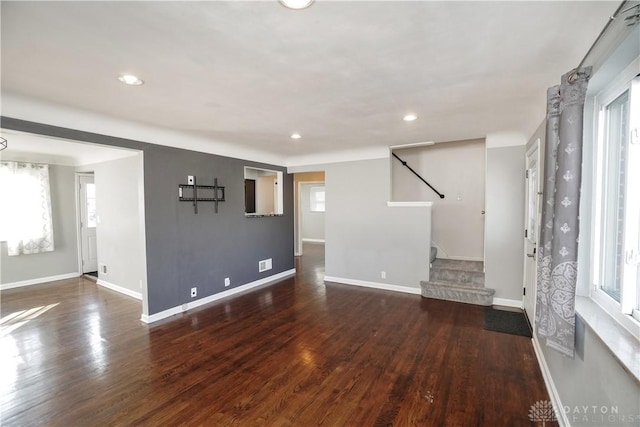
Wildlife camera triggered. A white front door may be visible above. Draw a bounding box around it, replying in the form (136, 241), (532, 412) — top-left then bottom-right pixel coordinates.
(523, 141), (540, 324)
(79, 175), (98, 273)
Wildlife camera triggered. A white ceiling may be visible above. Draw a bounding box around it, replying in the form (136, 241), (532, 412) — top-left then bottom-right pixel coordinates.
(0, 1), (619, 162)
(0, 130), (138, 167)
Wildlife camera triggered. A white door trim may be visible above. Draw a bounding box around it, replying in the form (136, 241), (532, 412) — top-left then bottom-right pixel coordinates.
(523, 139), (541, 325)
(75, 172), (95, 274)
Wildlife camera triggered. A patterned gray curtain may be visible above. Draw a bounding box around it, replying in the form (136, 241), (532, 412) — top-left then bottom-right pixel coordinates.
(536, 68), (591, 357)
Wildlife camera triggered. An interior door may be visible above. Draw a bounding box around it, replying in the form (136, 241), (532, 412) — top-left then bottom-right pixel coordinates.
(523, 142), (540, 325)
(79, 174), (98, 273)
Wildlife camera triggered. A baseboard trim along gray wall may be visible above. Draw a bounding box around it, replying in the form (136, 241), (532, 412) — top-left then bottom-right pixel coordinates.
(141, 268), (296, 323)
(1, 117), (295, 317)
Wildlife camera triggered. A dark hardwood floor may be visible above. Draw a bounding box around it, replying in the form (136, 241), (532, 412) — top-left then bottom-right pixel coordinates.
(1, 243), (554, 426)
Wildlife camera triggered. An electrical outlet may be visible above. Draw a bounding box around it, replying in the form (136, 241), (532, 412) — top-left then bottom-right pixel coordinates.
(100, 264), (108, 275)
(381, 271), (386, 279)
(190, 287), (197, 298)
(224, 277), (231, 287)
(187, 175), (194, 185)
(259, 258), (273, 272)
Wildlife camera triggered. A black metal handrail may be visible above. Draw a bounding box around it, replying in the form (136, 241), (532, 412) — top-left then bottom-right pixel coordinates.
(392, 152), (445, 199)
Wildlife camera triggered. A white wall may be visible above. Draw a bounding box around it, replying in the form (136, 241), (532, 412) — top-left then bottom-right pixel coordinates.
(92, 154), (145, 297)
(484, 132), (526, 303)
(323, 158), (431, 290)
(256, 175), (276, 214)
(392, 139), (485, 259)
(0, 164), (79, 286)
(300, 183), (325, 242)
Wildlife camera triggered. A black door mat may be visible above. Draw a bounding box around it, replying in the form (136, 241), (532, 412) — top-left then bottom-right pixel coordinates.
(484, 307), (532, 337)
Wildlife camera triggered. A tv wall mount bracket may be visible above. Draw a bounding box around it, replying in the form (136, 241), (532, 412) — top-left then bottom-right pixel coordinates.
(178, 176), (225, 214)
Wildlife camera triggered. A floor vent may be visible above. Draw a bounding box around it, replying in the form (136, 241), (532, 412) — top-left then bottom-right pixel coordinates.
(259, 258), (272, 272)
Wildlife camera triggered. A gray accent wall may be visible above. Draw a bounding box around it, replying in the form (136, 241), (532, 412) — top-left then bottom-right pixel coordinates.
(0, 117), (295, 315)
(484, 145), (525, 301)
(0, 164), (79, 284)
(324, 158), (430, 288)
(300, 183), (325, 241)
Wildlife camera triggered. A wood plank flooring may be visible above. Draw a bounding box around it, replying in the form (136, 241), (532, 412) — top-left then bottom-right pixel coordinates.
(0, 244), (554, 426)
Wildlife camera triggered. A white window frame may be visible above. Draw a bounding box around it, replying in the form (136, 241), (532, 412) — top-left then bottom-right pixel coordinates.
(589, 58), (640, 339)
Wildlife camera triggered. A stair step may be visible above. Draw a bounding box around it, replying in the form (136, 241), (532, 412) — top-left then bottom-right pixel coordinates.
(420, 280), (495, 306)
(431, 258), (484, 272)
(430, 258), (485, 286)
(429, 267), (484, 286)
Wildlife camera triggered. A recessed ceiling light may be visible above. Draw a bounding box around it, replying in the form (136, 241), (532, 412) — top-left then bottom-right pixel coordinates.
(279, 0), (314, 10)
(403, 114), (418, 122)
(118, 74), (144, 86)
(290, 133), (302, 140)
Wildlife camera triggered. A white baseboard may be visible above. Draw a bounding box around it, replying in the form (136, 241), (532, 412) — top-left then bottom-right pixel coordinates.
(97, 279), (142, 300)
(0, 272), (81, 290)
(140, 268), (296, 324)
(302, 238), (325, 243)
(532, 335), (569, 427)
(492, 298), (523, 308)
(323, 276), (421, 295)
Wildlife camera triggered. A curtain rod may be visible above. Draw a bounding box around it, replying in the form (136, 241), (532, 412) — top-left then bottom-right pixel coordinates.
(569, 0), (639, 82)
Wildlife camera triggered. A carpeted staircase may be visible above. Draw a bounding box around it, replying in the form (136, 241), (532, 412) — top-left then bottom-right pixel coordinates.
(421, 258), (495, 306)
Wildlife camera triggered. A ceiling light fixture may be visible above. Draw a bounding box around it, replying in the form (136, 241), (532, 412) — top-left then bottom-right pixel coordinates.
(118, 74), (144, 86)
(279, 0), (314, 10)
(403, 114), (418, 122)
(290, 133), (302, 140)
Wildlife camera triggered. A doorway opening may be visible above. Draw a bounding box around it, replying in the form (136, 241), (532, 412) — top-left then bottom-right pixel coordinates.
(294, 172), (325, 257)
(0, 128), (148, 319)
(78, 173), (98, 277)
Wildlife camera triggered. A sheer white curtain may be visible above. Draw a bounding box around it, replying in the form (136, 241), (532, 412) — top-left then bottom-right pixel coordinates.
(0, 161), (55, 256)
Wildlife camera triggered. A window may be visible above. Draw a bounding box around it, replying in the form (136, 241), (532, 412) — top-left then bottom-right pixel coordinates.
(591, 73), (640, 328)
(86, 183), (97, 228)
(0, 162), (55, 255)
(309, 186), (325, 212)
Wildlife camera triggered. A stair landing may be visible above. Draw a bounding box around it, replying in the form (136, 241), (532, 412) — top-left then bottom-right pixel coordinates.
(421, 258), (494, 306)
